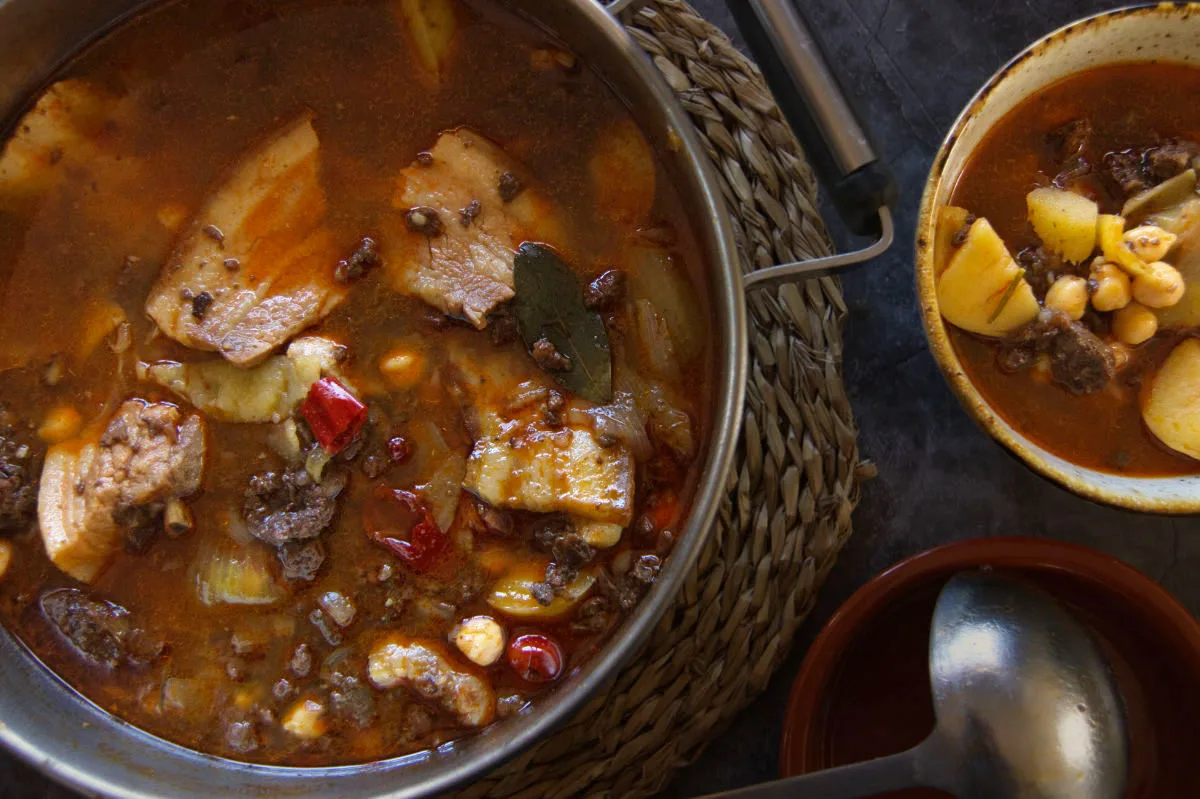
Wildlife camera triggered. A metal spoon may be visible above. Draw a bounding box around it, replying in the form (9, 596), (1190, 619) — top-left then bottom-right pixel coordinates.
(702, 571), (1128, 799)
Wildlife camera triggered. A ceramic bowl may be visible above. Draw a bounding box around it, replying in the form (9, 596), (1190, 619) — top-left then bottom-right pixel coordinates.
(780, 537), (1200, 798)
(915, 4), (1200, 512)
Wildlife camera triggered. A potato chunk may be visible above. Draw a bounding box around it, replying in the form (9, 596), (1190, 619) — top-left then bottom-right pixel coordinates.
(396, 0), (457, 79)
(1144, 338), (1200, 459)
(1026, 187), (1098, 264)
(590, 118), (656, 226)
(936, 217), (1039, 336)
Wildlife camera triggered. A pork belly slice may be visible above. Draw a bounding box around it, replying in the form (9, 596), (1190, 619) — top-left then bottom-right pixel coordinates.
(384, 128), (561, 327)
(145, 114), (346, 367)
(38, 400), (206, 583)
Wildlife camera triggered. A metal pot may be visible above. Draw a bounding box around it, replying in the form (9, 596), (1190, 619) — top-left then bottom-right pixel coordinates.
(916, 4), (1200, 513)
(0, 1), (892, 795)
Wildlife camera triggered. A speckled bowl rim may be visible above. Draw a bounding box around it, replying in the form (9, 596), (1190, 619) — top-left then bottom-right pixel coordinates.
(914, 3), (1200, 514)
(778, 536), (1200, 776)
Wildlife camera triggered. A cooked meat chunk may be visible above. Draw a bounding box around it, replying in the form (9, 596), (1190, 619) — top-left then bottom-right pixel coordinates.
(367, 636), (495, 727)
(1046, 120), (1093, 185)
(1048, 120), (1091, 165)
(145, 115), (348, 366)
(38, 401), (206, 582)
(277, 539), (325, 582)
(40, 588), (134, 668)
(603, 554), (661, 612)
(384, 129), (560, 327)
(244, 467), (347, 546)
(1103, 149), (1148, 197)
(998, 308), (1115, 395)
(0, 428), (38, 534)
(1146, 140), (1200, 182)
(450, 345), (634, 525)
(1016, 246), (1087, 299)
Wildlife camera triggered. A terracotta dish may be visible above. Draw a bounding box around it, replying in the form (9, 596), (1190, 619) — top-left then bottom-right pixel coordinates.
(780, 537), (1200, 798)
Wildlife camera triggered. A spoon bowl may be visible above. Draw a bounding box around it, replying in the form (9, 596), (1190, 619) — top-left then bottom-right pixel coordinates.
(918, 572), (1127, 799)
(703, 570), (1128, 799)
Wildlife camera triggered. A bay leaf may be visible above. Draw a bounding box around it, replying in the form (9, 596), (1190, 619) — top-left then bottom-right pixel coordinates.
(512, 242), (612, 403)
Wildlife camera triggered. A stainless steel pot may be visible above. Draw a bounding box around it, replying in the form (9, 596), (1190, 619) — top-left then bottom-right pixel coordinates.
(0, 1), (891, 796)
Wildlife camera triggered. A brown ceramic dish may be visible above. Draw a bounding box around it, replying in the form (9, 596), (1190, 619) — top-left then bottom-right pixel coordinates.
(780, 537), (1200, 798)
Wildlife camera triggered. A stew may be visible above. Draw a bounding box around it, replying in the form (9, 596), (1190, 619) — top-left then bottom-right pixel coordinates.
(0, 0), (710, 765)
(939, 62), (1200, 476)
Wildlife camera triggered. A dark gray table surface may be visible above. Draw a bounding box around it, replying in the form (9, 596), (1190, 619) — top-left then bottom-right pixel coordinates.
(4, 0), (1197, 796)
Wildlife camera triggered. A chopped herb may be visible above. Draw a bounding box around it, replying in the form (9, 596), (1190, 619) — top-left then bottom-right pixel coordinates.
(988, 269), (1026, 324)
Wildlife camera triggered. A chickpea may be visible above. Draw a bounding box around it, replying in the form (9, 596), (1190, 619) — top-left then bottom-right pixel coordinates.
(1045, 275), (1089, 320)
(1112, 302), (1158, 345)
(1131, 261), (1185, 308)
(1088, 260), (1132, 312)
(454, 616), (506, 667)
(1124, 225), (1178, 263)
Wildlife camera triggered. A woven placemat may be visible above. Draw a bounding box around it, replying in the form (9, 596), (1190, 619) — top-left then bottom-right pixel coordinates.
(463, 2), (864, 795)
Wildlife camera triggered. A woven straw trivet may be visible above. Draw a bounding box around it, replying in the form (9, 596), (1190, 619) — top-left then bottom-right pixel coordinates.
(462, 2), (865, 795)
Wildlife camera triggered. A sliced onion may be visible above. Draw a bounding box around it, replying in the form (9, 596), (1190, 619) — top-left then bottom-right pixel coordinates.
(191, 530), (285, 606)
(568, 392), (652, 460)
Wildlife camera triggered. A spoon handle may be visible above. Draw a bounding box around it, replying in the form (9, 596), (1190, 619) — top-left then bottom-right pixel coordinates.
(696, 748), (921, 799)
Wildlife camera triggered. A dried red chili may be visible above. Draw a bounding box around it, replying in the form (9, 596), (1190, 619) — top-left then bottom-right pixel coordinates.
(300, 377), (367, 455)
(363, 484), (447, 572)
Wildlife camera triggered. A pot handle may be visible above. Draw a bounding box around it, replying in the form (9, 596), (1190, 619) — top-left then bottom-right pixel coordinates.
(727, 1), (897, 291)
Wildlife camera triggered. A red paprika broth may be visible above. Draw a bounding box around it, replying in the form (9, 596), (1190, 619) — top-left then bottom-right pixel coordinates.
(947, 63), (1200, 476)
(0, 0), (711, 765)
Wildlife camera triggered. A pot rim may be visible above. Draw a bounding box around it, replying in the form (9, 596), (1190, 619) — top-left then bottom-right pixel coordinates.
(913, 2), (1200, 514)
(0, 0), (748, 796)
(778, 535), (1200, 775)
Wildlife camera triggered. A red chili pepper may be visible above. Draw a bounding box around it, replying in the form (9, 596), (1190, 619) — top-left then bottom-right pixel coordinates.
(301, 377), (367, 455)
(363, 484), (447, 572)
(507, 634), (564, 683)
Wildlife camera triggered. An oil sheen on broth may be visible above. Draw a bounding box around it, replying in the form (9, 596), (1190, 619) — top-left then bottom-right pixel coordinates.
(0, 0), (710, 765)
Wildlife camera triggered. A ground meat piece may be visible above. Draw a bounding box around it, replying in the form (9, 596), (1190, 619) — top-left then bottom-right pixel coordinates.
(40, 588), (132, 668)
(397, 703), (435, 744)
(465, 499), (512, 536)
(631, 513), (657, 545)
(243, 467), (347, 546)
(602, 554), (662, 612)
(498, 171), (524, 202)
(997, 308), (1115, 395)
(278, 539), (325, 582)
(459, 199), (482, 227)
(416, 151), (434, 167)
(191, 291), (213, 320)
(531, 337), (571, 371)
(1103, 149), (1149, 197)
(334, 237), (381, 283)
(201, 224), (225, 245)
(584, 270), (627, 311)
(331, 681), (376, 728)
(544, 390), (565, 428)
(570, 596), (612, 634)
(0, 429), (37, 534)
(487, 308), (520, 347)
(1016, 246), (1080, 299)
(530, 514), (572, 552)
(530, 582), (554, 606)
(1146, 140), (1200, 182)
(405, 206), (444, 237)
